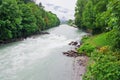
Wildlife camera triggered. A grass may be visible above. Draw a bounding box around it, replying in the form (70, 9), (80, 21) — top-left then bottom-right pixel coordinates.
(84, 32), (110, 47)
(78, 33), (110, 56)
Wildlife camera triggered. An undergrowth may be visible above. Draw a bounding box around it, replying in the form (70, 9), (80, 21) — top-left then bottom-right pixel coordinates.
(77, 32), (120, 80)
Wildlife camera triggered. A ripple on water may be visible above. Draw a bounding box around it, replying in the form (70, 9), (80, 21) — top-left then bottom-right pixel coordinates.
(0, 25), (87, 80)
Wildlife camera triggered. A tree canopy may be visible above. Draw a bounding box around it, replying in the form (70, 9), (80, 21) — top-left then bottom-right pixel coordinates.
(75, 0), (120, 49)
(0, 0), (60, 42)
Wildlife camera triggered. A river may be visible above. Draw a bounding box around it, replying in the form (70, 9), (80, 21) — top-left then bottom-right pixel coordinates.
(0, 24), (86, 80)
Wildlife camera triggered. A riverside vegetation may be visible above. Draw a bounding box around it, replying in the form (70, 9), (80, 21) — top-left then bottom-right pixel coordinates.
(0, 0), (60, 44)
(0, 0), (120, 80)
(75, 0), (120, 80)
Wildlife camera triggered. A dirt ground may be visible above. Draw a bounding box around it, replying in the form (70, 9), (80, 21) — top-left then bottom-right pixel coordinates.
(72, 56), (89, 80)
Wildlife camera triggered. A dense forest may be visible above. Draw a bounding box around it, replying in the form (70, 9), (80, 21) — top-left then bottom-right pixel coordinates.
(0, 0), (60, 43)
(75, 0), (120, 80)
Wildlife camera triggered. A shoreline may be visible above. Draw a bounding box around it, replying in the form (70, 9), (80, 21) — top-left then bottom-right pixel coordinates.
(73, 56), (89, 80)
(62, 41), (89, 80)
(0, 31), (49, 46)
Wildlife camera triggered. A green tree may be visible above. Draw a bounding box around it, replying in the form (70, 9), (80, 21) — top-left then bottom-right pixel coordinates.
(27, 2), (45, 31)
(0, 0), (60, 43)
(75, 0), (109, 34)
(75, 0), (87, 29)
(106, 0), (120, 49)
(82, 1), (95, 29)
(19, 4), (37, 37)
(0, 0), (22, 40)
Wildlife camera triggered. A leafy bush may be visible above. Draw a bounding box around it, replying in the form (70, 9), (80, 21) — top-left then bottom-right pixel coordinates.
(107, 29), (120, 50)
(83, 51), (120, 80)
(81, 35), (90, 43)
(78, 33), (120, 80)
(77, 43), (96, 56)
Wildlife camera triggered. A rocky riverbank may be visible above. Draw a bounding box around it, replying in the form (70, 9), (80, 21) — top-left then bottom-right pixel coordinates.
(73, 56), (88, 80)
(62, 41), (82, 57)
(63, 41), (89, 80)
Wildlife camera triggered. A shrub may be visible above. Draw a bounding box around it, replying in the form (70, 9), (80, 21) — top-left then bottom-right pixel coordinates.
(99, 46), (110, 53)
(77, 43), (96, 56)
(81, 35), (90, 43)
(83, 51), (120, 80)
(107, 29), (120, 50)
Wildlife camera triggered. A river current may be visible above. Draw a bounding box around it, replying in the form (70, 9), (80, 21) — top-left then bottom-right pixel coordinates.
(0, 24), (86, 80)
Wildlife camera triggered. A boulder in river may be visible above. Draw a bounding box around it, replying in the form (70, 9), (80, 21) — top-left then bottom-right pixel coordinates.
(63, 50), (78, 57)
(68, 41), (78, 46)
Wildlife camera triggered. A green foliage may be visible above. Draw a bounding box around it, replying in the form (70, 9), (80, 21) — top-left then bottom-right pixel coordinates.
(0, 0), (60, 42)
(78, 33), (120, 80)
(75, 0), (120, 49)
(82, 33), (110, 48)
(27, 3), (45, 31)
(75, 0), (87, 28)
(76, 0), (120, 79)
(83, 51), (120, 80)
(45, 11), (60, 28)
(107, 29), (120, 50)
(90, 33), (110, 47)
(105, 0), (120, 49)
(18, 0), (34, 4)
(19, 3), (38, 37)
(81, 35), (89, 43)
(75, 0), (109, 34)
(67, 19), (75, 26)
(82, 1), (95, 29)
(0, 0), (22, 40)
(77, 43), (96, 56)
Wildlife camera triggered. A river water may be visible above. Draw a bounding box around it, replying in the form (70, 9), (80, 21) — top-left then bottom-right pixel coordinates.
(0, 24), (86, 80)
